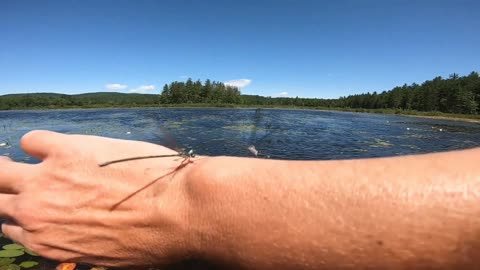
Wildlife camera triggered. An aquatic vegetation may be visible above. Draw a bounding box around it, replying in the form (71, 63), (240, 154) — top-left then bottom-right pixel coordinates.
(370, 138), (393, 148)
(196, 115), (223, 121)
(0, 264), (20, 270)
(22, 250), (37, 257)
(2, 245), (23, 250)
(223, 124), (262, 132)
(400, 144), (421, 150)
(0, 258), (15, 267)
(0, 250), (24, 258)
(397, 133), (431, 139)
(0, 234), (40, 269)
(18, 262), (38, 269)
(163, 122), (183, 129)
(162, 119), (193, 129)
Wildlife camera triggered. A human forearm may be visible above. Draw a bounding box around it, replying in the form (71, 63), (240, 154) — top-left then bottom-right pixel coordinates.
(4, 130), (479, 269)
(187, 148), (480, 269)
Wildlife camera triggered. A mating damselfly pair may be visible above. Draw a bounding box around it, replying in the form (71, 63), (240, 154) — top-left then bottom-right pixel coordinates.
(99, 108), (283, 167)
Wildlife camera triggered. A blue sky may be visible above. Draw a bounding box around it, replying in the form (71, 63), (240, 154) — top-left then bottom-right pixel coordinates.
(1, 0), (479, 98)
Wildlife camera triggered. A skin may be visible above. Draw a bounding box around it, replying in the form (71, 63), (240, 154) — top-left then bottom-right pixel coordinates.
(0, 130), (479, 269)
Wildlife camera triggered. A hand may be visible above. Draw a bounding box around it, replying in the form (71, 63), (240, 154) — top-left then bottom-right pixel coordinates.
(0, 130), (197, 267)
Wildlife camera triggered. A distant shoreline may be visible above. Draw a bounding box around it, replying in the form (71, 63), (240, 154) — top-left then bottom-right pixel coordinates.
(299, 107), (480, 123)
(1, 105), (479, 123)
(398, 114), (480, 123)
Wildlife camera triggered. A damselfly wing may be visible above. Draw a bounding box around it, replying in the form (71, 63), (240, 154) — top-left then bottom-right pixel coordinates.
(98, 108), (282, 166)
(98, 120), (195, 167)
(244, 108), (283, 158)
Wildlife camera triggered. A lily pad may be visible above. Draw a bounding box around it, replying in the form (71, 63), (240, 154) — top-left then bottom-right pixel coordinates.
(19, 261), (38, 268)
(2, 245), (24, 250)
(0, 259), (15, 267)
(23, 250), (38, 257)
(0, 264), (20, 270)
(0, 250), (24, 258)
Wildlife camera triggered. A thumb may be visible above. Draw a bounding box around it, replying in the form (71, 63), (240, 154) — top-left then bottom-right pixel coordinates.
(20, 130), (67, 160)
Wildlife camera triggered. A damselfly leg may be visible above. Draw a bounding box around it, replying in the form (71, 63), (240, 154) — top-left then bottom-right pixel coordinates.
(97, 121), (197, 209)
(99, 148), (196, 210)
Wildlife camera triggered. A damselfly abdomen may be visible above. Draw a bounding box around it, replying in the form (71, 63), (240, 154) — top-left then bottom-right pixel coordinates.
(99, 149), (195, 167)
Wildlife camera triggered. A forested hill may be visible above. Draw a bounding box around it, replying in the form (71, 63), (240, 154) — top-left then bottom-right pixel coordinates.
(1, 72), (479, 116)
(338, 72), (480, 115)
(0, 92), (161, 109)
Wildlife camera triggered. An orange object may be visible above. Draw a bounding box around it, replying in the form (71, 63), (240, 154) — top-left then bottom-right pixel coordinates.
(56, 262), (77, 270)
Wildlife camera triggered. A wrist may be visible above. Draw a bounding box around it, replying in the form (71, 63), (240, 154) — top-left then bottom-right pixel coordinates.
(184, 156), (284, 266)
(183, 156), (251, 264)
(133, 156), (211, 265)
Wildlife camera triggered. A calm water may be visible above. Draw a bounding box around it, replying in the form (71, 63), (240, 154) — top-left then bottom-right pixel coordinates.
(0, 108), (480, 269)
(1, 108), (480, 162)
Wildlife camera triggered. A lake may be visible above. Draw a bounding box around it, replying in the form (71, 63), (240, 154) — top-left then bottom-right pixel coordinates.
(1, 108), (480, 163)
(1, 108), (480, 269)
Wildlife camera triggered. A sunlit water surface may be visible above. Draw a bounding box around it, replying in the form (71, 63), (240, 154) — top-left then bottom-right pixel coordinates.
(1, 108), (480, 163)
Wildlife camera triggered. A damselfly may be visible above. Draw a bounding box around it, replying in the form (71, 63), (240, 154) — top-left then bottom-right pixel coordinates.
(98, 108), (278, 167)
(99, 149), (195, 167)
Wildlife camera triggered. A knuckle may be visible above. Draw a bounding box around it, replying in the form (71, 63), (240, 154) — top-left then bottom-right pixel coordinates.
(13, 200), (40, 226)
(10, 199), (23, 218)
(1, 224), (11, 239)
(13, 210), (29, 225)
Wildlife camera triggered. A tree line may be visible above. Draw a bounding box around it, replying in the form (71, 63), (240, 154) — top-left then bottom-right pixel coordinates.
(160, 79), (241, 104)
(0, 92), (161, 110)
(0, 72), (479, 115)
(337, 72), (480, 115)
(234, 72), (480, 115)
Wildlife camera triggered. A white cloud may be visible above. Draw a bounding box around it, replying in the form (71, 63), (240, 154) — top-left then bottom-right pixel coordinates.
(179, 75), (189, 79)
(105, 83), (128, 90)
(224, 79), (252, 88)
(277, 91), (289, 97)
(130, 85), (156, 93)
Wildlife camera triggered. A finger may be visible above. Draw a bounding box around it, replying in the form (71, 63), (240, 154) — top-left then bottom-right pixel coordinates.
(0, 194), (16, 219)
(1, 221), (26, 244)
(0, 156), (31, 193)
(20, 130), (66, 160)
